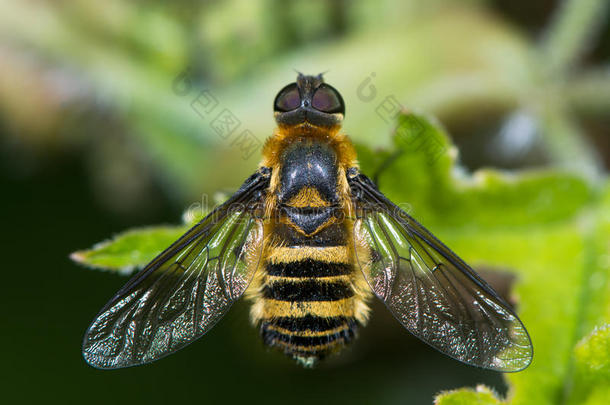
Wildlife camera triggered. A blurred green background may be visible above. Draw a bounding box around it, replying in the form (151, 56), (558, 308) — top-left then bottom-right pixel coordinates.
(2, 0), (609, 404)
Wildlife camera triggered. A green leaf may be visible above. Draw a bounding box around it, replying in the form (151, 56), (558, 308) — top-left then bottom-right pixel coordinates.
(435, 385), (502, 405)
(70, 205), (208, 272)
(357, 110), (594, 228)
(357, 111), (610, 405)
(574, 325), (610, 382)
(70, 225), (189, 273)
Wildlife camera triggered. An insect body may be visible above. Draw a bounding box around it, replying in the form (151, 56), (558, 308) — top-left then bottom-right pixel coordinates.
(249, 107), (369, 366)
(82, 74), (533, 371)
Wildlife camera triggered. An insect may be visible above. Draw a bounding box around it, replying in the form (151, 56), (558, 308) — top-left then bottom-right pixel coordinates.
(83, 73), (533, 371)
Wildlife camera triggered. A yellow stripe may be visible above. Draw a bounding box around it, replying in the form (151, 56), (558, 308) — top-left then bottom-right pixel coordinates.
(280, 215), (338, 236)
(265, 274), (351, 283)
(286, 187), (330, 208)
(262, 298), (354, 318)
(266, 324), (348, 337)
(267, 246), (350, 264)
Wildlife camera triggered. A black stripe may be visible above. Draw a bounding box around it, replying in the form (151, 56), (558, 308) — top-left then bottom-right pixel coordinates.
(274, 222), (346, 247)
(261, 327), (356, 347)
(262, 280), (353, 301)
(266, 259), (351, 277)
(266, 315), (357, 332)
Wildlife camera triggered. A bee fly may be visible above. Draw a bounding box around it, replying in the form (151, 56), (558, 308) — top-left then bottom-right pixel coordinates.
(82, 73), (533, 371)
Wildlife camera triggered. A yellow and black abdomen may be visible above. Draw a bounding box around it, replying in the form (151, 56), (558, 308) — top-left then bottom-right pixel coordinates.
(260, 220), (359, 365)
(248, 139), (370, 366)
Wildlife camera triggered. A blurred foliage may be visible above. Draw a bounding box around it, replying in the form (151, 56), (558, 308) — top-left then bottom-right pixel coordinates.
(1, 0), (609, 206)
(73, 111), (610, 404)
(2, 0), (609, 403)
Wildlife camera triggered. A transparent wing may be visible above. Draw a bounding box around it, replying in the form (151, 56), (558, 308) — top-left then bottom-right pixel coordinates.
(349, 173), (533, 372)
(82, 171), (268, 369)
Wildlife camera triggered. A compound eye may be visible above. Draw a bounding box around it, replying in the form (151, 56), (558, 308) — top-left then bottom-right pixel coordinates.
(312, 84), (345, 115)
(274, 83), (300, 112)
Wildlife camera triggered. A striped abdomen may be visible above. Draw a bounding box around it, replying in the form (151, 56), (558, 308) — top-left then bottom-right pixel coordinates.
(258, 219), (362, 366)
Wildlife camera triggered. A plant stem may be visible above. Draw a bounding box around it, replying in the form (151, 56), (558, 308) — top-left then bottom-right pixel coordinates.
(540, 0), (608, 75)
